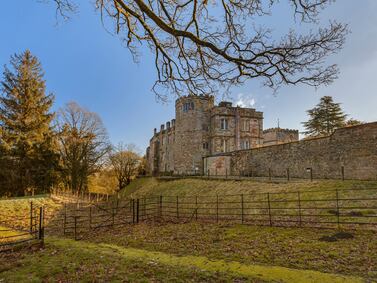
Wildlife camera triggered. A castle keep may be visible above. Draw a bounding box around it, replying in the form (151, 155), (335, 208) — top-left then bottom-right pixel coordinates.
(146, 95), (297, 175)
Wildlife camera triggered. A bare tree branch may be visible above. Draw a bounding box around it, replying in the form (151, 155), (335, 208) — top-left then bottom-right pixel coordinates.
(47, 0), (347, 99)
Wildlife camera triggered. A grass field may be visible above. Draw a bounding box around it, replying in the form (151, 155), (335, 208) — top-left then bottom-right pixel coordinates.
(1, 178), (377, 282)
(121, 177), (377, 198)
(0, 233), (366, 283)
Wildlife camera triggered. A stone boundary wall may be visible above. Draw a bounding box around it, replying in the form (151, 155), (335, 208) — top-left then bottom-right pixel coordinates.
(204, 122), (377, 180)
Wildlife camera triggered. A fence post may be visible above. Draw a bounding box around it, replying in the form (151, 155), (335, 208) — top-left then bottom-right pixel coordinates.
(136, 199), (139, 224)
(267, 193), (272, 226)
(216, 195), (219, 223)
(297, 192), (302, 227)
(195, 195), (198, 221)
(336, 189), (340, 229)
(176, 196), (179, 220)
(30, 201), (33, 233)
(241, 194), (244, 224)
(341, 166), (345, 181)
(269, 168), (271, 181)
(287, 168), (290, 182)
(38, 207), (44, 243)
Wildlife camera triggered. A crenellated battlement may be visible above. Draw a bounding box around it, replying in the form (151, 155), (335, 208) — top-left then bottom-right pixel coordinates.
(146, 94), (297, 175)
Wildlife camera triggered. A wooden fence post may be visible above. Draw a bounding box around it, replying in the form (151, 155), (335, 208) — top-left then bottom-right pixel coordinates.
(267, 193), (272, 226)
(287, 168), (290, 182)
(297, 192), (302, 227)
(241, 194), (244, 224)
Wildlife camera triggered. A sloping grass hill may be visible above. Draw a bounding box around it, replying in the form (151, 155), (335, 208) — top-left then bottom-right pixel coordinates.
(121, 177), (377, 198)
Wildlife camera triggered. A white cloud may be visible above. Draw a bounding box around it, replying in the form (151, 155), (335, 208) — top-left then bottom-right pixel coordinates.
(234, 93), (256, 108)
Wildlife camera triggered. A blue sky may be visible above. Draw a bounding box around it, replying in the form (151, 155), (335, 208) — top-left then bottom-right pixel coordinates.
(1, 1), (376, 151)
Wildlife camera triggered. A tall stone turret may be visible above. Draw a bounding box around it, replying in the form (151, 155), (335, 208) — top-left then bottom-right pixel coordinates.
(174, 95), (214, 173)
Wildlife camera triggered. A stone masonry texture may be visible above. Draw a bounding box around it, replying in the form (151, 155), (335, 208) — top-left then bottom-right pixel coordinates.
(204, 122), (377, 180)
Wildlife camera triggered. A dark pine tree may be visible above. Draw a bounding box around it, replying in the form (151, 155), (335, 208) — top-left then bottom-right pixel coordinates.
(0, 50), (58, 196)
(302, 96), (347, 137)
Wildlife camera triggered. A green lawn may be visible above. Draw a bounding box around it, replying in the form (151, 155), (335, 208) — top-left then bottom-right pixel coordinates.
(121, 177), (377, 198)
(0, 235), (364, 283)
(84, 222), (377, 280)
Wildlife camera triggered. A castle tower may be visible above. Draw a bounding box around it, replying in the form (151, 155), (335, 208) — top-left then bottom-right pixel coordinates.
(173, 95), (214, 174)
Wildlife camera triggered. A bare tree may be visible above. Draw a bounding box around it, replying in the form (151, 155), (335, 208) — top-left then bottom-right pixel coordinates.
(109, 143), (141, 191)
(47, 0), (347, 99)
(56, 102), (111, 193)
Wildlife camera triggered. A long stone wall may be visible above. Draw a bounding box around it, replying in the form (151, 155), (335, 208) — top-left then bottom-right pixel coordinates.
(204, 122), (377, 180)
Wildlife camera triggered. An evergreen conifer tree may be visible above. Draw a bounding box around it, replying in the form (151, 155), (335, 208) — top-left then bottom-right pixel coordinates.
(0, 50), (57, 196)
(302, 96), (347, 137)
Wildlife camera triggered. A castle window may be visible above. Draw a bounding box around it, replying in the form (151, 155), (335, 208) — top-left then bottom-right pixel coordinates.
(183, 101), (194, 112)
(203, 142), (209, 150)
(220, 118), (228, 130)
(241, 140), (250, 149)
(242, 120), (250, 131)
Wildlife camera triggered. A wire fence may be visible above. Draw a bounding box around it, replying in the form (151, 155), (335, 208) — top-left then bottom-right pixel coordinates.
(0, 203), (45, 252)
(46, 187), (377, 241)
(50, 189), (113, 204)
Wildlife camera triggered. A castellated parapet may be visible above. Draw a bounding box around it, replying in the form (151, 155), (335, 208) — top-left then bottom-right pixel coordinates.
(146, 94), (279, 175)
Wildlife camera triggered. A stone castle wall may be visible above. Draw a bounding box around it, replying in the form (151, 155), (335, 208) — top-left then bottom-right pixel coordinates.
(204, 122), (377, 180)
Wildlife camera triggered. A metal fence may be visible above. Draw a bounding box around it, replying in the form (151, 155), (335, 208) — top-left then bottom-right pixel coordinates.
(0, 203), (45, 252)
(48, 187), (377, 241)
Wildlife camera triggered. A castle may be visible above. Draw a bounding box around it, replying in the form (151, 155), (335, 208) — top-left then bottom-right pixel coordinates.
(146, 95), (298, 175)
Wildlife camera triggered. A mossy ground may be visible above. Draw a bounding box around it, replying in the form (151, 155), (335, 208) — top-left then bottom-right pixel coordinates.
(0, 236), (364, 283)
